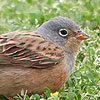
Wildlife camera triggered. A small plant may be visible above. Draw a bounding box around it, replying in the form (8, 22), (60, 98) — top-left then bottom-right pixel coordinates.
(14, 89), (40, 100)
(14, 88), (60, 100)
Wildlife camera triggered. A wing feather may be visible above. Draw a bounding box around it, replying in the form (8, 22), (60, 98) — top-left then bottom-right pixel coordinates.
(0, 31), (64, 68)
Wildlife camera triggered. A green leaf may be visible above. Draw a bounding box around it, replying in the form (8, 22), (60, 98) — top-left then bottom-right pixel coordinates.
(30, 94), (40, 100)
(68, 92), (76, 100)
(44, 87), (51, 98)
(14, 96), (22, 100)
(21, 89), (24, 97)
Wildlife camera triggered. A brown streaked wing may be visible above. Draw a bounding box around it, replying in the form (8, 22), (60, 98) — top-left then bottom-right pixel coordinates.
(0, 31), (64, 68)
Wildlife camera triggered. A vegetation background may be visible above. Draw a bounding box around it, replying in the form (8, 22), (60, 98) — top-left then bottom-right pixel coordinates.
(0, 0), (100, 100)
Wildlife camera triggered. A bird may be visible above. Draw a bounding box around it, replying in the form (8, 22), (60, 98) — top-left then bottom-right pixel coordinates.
(0, 16), (89, 99)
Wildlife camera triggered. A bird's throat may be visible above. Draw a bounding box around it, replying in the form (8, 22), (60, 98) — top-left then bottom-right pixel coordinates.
(63, 37), (82, 57)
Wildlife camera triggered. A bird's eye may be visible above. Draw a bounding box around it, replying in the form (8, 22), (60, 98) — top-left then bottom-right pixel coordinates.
(59, 29), (68, 37)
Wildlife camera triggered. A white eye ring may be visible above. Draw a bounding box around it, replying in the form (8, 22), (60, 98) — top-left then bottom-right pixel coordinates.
(59, 29), (68, 37)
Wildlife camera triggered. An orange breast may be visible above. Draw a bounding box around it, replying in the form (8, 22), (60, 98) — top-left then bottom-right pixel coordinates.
(0, 56), (67, 97)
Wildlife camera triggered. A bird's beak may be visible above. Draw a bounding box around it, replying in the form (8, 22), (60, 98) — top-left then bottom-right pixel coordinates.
(75, 31), (89, 40)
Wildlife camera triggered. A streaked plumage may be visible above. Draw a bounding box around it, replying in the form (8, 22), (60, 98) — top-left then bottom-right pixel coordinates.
(0, 31), (64, 68)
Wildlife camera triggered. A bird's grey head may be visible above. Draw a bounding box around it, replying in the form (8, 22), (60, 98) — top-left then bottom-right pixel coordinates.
(36, 16), (89, 52)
